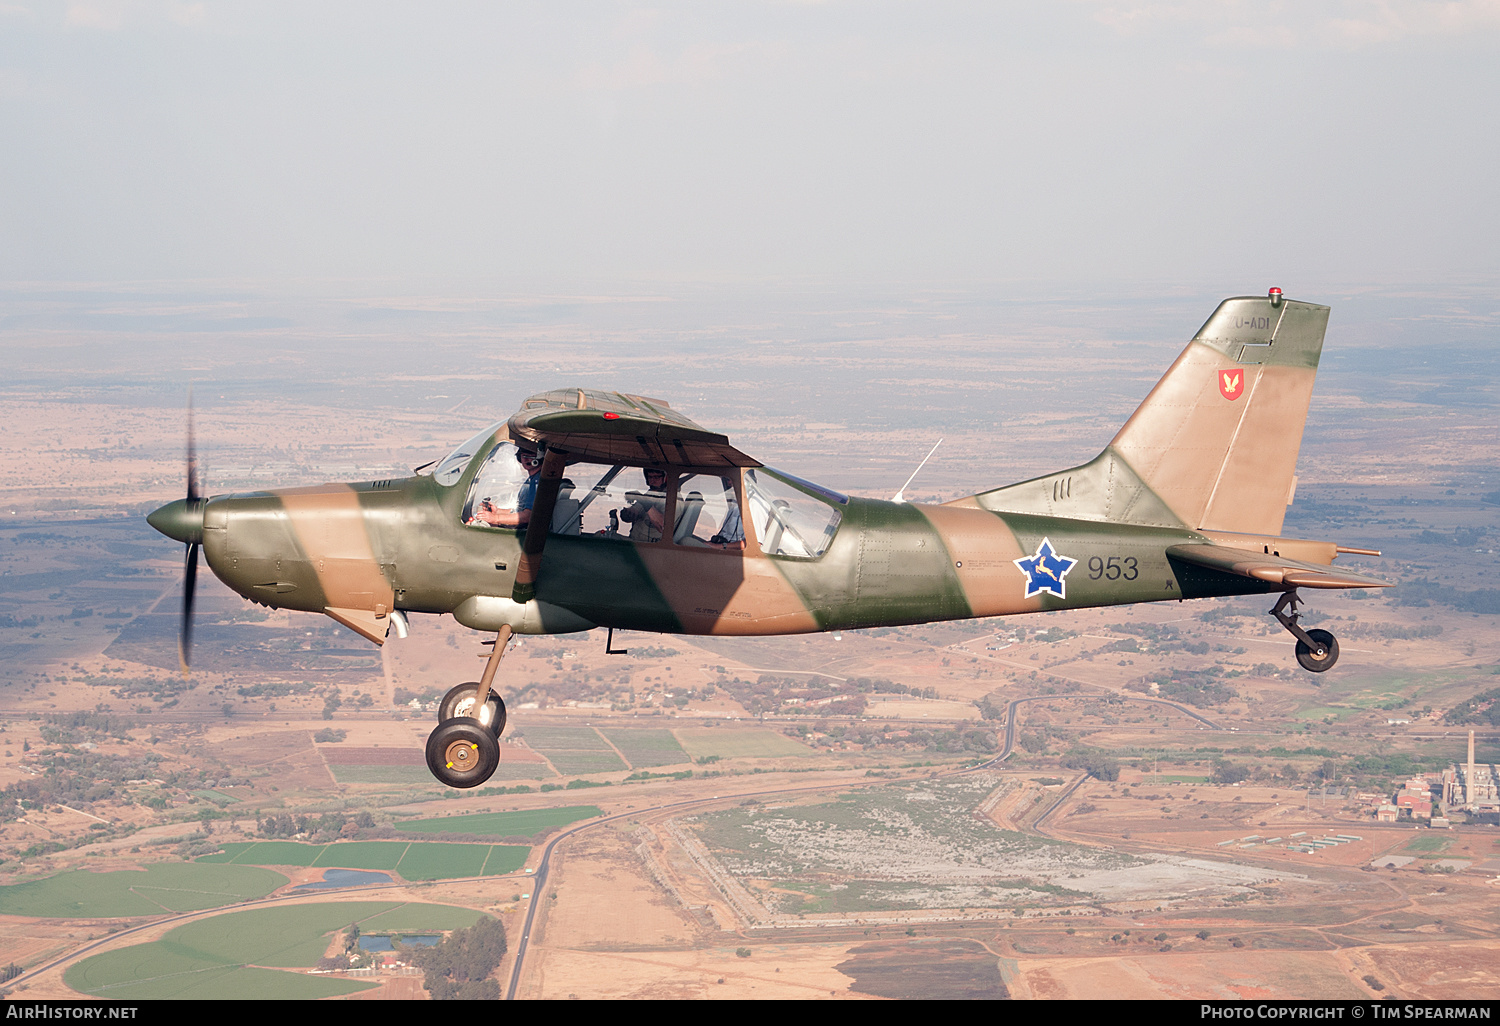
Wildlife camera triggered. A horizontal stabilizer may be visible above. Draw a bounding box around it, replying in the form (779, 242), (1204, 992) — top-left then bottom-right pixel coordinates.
(1166, 544), (1390, 590)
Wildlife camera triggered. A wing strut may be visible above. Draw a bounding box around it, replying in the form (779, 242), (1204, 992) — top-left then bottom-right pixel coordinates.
(511, 446), (568, 604)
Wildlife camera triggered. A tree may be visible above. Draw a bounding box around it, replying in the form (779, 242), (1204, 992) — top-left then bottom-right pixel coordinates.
(1212, 760), (1249, 784)
(413, 917), (508, 1000)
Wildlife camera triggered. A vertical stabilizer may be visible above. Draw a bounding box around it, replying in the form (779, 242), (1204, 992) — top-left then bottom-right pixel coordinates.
(1111, 296), (1327, 535)
(964, 294), (1329, 537)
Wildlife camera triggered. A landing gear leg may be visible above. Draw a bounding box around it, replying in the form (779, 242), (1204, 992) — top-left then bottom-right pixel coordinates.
(1270, 590), (1339, 673)
(427, 625), (512, 788)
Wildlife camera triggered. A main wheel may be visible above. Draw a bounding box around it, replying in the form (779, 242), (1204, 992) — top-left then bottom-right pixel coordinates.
(426, 718), (500, 789)
(1295, 629), (1339, 673)
(438, 682), (507, 736)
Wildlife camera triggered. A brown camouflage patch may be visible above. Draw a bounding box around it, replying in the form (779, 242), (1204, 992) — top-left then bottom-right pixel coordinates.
(634, 545), (819, 635)
(915, 503), (1040, 617)
(276, 484), (395, 641)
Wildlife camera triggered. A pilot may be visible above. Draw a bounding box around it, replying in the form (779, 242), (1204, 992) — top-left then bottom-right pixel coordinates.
(619, 467), (668, 542)
(471, 446), (543, 528)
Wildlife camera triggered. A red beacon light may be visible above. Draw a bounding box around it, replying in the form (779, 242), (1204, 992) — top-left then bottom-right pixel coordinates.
(602, 412), (620, 420)
(1268, 286), (1283, 308)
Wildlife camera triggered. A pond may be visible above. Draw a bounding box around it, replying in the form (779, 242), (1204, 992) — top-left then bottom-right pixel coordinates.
(359, 934), (441, 952)
(289, 868), (393, 892)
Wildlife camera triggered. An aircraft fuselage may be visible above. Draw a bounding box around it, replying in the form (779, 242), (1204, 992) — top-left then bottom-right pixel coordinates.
(195, 475), (1291, 642)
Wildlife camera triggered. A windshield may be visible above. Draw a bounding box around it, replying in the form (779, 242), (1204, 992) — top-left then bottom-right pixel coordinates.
(432, 423), (502, 487)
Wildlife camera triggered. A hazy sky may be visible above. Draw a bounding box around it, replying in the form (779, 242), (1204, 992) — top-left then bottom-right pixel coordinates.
(2, 1), (1498, 287)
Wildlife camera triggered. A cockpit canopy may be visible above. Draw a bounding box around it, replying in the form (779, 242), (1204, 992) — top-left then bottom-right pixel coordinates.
(426, 401), (845, 558)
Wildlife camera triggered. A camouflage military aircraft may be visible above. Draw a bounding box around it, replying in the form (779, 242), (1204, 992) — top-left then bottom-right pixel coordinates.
(147, 290), (1387, 788)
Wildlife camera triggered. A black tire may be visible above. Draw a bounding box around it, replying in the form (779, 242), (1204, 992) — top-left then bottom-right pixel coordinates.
(439, 682), (507, 736)
(426, 718), (500, 789)
(1295, 629), (1339, 673)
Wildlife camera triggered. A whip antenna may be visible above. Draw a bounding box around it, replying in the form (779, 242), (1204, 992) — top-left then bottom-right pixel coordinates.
(892, 438), (942, 503)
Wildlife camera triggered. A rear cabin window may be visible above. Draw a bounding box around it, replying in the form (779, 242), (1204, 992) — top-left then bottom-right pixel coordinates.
(545, 463), (669, 541)
(745, 468), (842, 558)
(674, 474), (745, 548)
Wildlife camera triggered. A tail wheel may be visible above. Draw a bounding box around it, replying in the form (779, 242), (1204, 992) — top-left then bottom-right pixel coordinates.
(1295, 629), (1339, 673)
(426, 718), (500, 789)
(439, 682), (507, 737)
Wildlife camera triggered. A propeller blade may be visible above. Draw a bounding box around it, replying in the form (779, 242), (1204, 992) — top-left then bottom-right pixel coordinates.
(185, 389), (200, 504)
(179, 541), (198, 672)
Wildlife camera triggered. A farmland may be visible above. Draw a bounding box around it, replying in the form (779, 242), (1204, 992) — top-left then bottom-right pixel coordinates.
(64, 901), (481, 999)
(199, 840), (530, 880)
(397, 805), (601, 838)
(0, 863), (287, 918)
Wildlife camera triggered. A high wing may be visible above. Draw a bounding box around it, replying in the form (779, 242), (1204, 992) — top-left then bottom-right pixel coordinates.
(508, 388), (760, 468)
(1166, 543), (1390, 590)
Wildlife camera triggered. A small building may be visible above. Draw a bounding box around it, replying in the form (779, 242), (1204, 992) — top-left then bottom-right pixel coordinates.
(1376, 804), (1400, 823)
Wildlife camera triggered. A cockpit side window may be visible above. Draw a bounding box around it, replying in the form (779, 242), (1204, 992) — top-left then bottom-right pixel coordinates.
(463, 442), (529, 525)
(745, 468), (842, 558)
(433, 423), (503, 487)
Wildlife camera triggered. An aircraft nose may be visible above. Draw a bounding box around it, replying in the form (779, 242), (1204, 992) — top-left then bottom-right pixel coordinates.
(147, 499), (204, 545)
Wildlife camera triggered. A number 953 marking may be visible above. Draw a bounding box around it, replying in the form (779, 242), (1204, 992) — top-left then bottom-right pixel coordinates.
(1087, 555), (1138, 581)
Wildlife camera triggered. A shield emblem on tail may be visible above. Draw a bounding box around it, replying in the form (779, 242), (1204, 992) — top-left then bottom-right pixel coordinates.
(1219, 368), (1245, 401)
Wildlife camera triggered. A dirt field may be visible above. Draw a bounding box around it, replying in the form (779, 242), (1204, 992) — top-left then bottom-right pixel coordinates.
(1011, 950), (1372, 1000)
(522, 943), (877, 1000)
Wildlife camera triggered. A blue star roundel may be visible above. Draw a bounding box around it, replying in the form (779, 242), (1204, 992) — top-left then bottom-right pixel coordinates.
(1014, 537), (1078, 600)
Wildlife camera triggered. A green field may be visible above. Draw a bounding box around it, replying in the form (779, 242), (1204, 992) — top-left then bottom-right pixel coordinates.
(199, 840), (529, 880)
(65, 901), (481, 999)
(514, 726), (628, 774)
(317, 841), (411, 870)
(332, 762), (555, 783)
(1294, 705), (1354, 722)
(216, 840), (326, 866)
(600, 728), (690, 768)
(0, 863), (286, 918)
(392, 843), (489, 880)
(541, 750), (627, 774)
(356, 903), (490, 932)
(400, 805), (601, 837)
(519, 726), (613, 749)
(675, 727), (814, 760)
(480, 846), (529, 875)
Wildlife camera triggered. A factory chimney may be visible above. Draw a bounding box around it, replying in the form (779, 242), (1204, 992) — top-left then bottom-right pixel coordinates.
(1469, 730), (1477, 809)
